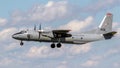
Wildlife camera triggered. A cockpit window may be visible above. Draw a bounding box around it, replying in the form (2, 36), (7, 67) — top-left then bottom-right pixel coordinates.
(20, 31), (27, 34)
(14, 30), (27, 35)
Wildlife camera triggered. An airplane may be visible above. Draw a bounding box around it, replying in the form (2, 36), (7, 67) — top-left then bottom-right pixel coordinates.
(12, 13), (117, 48)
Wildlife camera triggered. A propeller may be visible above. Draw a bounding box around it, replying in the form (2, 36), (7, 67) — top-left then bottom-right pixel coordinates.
(38, 24), (41, 39)
(39, 24), (41, 30)
(34, 25), (36, 30)
(34, 23), (43, 40)
(38, 23), (44, 40)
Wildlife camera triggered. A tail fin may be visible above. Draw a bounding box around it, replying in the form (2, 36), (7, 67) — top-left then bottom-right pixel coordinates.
(98, 13), (117, 39)
(82, 13), (114, 34)
(98, 13), (113, 34)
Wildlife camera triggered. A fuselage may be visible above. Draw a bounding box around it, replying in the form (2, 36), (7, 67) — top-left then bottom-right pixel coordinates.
(12, 30), (104, 44)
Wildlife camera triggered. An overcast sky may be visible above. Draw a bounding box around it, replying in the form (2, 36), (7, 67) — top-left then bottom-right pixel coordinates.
(0, 0), (120, 68)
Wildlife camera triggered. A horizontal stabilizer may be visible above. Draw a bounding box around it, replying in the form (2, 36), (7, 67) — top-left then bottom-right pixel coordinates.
(103, 31), (117, 39)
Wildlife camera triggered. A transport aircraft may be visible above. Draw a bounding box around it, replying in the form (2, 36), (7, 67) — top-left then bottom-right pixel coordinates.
(12, 13), (117, 48)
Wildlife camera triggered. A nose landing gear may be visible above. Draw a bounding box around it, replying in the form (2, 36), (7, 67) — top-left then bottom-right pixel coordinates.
(20, 41), (24, 46)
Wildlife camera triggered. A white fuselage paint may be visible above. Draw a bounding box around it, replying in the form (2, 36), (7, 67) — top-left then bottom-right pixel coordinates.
(12, 30), (105, 44)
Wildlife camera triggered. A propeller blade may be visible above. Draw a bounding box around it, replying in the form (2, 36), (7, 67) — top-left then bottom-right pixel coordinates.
(34, 25), (36, 30)
(39, 32), (41, 39)
(38, 24), (41, 39)
(39, 24), (41, 30)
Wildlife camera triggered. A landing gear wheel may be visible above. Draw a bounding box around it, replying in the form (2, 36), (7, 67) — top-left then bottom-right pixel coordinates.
(20, 41), (24, 46)
(57, 43), (62, 48)
(51, 43), (55, 48)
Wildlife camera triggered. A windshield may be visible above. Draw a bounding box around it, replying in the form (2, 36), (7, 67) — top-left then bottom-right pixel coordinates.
(14, 30), (27, 35)
(20, 30), (27, 34)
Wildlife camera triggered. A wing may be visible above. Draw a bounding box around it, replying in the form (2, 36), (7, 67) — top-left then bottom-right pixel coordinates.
(52, 30), (72, 38)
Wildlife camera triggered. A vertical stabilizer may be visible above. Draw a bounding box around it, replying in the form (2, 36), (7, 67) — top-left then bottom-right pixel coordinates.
(98, 13), (113, 34)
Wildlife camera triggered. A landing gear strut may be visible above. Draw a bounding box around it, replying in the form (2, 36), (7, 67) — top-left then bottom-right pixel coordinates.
(20, 41), (24, 46)
(50, 38), (62, 48)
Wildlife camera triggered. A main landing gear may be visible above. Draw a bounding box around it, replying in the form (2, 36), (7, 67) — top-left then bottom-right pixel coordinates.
(20, 41), (24, 46)
(51, 43), (62, 48)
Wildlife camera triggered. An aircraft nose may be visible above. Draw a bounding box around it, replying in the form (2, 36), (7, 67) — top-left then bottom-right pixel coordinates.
(12, 34), (18, 39)
(12, 34), (16, 39)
